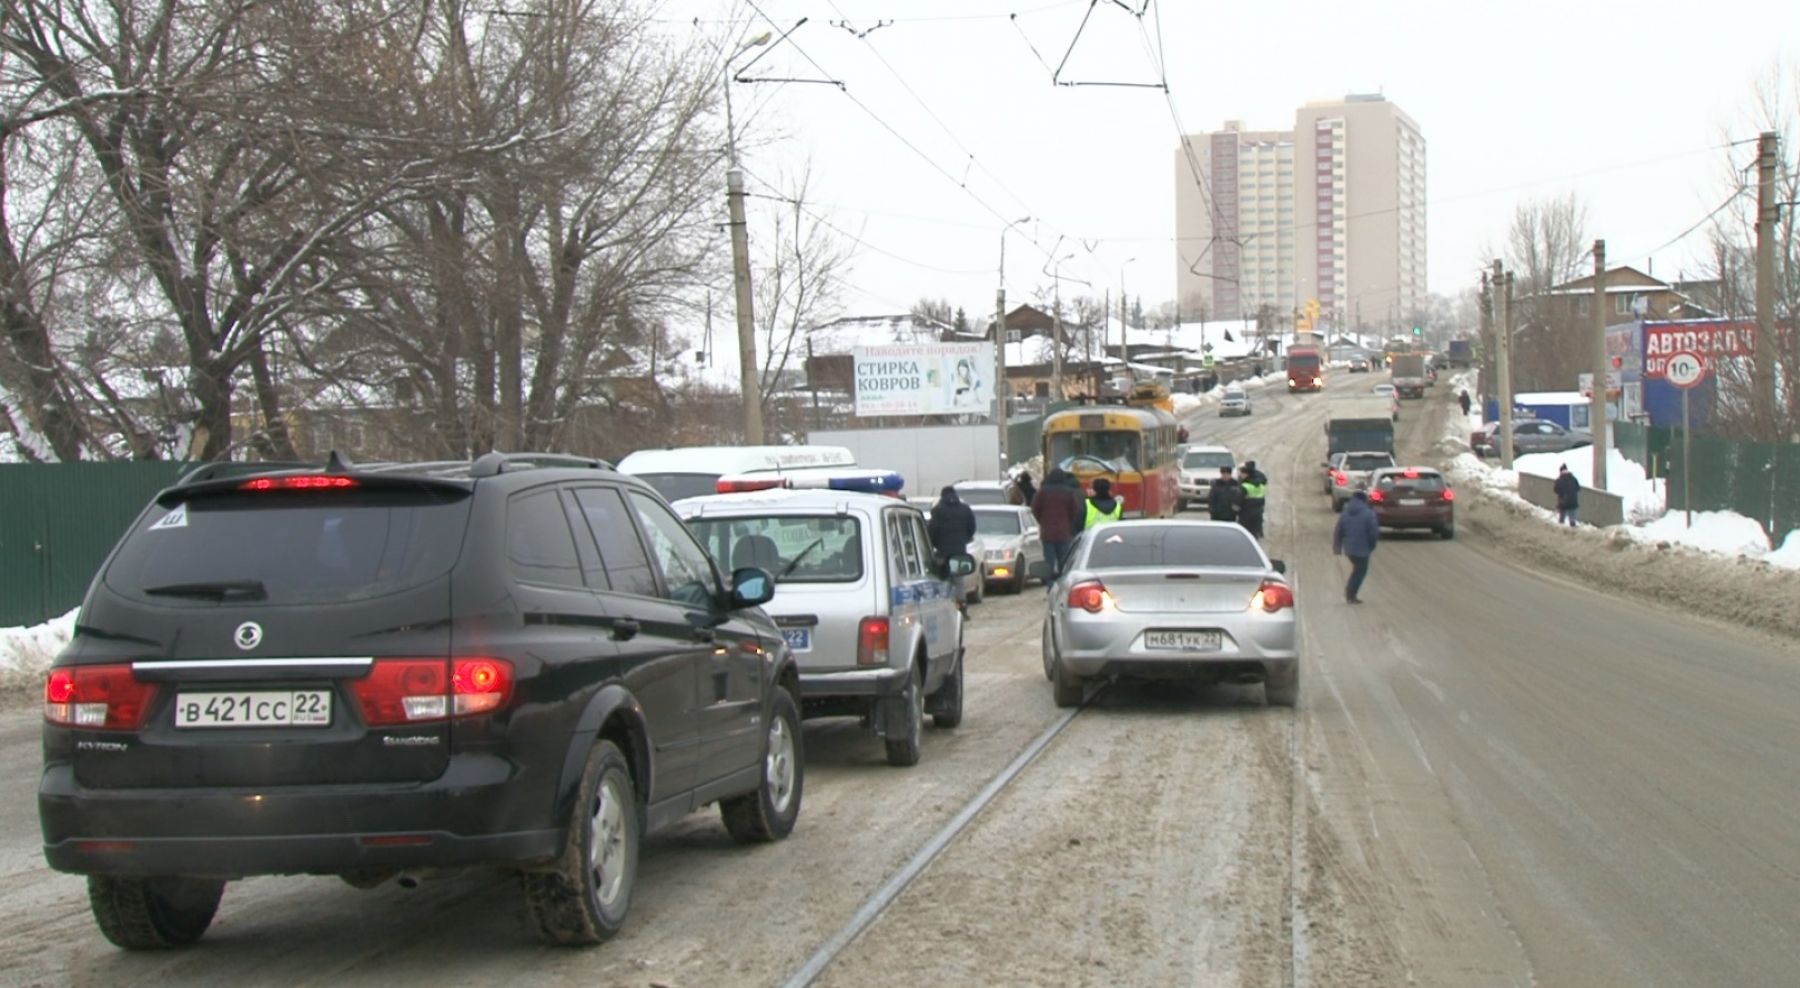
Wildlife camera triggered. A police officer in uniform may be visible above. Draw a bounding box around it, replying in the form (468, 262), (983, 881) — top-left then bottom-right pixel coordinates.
(1237, 460), (1269, 538)
(1084, 478), (1125, 529)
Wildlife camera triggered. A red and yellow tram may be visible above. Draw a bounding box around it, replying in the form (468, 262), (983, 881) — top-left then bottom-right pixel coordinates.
(1040, 405), (1181, 518)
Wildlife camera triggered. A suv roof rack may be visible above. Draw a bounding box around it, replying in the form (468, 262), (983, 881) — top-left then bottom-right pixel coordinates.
(177, 460), (321, 486)
(469, 451), (613, 479)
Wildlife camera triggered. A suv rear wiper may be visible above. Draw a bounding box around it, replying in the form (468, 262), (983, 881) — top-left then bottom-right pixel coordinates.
(144, 579), (268, 601)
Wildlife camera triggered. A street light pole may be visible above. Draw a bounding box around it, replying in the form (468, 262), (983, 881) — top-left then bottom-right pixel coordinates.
(995, 216), (1031, 473)
(725, 33), (771, 444)
(1116, 257), (1137, 386)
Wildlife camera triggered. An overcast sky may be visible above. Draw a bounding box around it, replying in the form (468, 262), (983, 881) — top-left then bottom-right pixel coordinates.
(663, 0), (1796, 328)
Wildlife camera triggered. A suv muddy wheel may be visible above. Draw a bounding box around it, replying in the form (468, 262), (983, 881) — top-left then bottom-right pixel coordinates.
(1438, 523), (1456, 540)
(521, 740), (639, 945)
(88, 875), (225, 949)
(928, 642), (964, 729)
(1051, 654), (1084, 709)
(721, 689), (804, 842)
(884, 664), (925, 766)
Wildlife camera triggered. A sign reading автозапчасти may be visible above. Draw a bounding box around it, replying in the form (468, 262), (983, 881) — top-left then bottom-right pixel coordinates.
(852, 342), (994, 417)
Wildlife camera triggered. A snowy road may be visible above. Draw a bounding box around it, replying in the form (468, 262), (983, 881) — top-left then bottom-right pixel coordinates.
(3, 376), (1799, 986)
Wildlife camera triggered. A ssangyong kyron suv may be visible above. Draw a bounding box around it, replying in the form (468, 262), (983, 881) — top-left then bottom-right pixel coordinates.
(39, 453), (801, 948)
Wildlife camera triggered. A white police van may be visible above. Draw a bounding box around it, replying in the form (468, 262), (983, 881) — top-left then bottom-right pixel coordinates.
(675, 471), (972, 767)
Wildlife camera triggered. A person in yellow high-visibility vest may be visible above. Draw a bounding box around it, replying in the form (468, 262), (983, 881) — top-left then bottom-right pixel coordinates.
(1084, 478), (1125, 529)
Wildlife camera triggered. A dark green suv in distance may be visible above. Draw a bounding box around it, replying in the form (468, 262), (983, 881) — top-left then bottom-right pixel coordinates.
(39, 453), (802, 948)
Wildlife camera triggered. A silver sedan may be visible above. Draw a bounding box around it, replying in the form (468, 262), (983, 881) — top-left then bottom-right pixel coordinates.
(1039, 520), (1299, 707)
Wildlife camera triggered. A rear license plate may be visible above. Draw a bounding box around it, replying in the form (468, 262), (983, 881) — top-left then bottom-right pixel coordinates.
(781, 628), (812, 653)
(1144, 630), (1223, 652)
(1400, 498), (1425, 506)
(175, 690), (332, 729)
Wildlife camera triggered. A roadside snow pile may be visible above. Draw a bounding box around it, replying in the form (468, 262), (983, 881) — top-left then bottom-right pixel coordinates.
(1766, 531), (1800, 570)
(1, 609), (75, 686)
(1171, 393), (1205, 416)
(1514, 449), (1665, 524)
(1627, 511), (1775, 559)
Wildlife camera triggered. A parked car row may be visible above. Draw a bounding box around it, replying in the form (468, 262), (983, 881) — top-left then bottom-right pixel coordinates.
(1471, 418), (1594, 458)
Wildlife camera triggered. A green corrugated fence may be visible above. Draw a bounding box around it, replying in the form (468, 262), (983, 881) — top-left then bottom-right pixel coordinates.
(1616, 425), (1798, 543)
(0, 462), (192, 627)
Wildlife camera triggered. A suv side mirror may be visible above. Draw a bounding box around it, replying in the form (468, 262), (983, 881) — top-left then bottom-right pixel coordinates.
(945, 554), (977, 578)
(730, 567), (776, 608)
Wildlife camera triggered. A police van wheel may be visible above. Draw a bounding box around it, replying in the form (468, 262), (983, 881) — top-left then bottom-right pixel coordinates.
(884, 664), (925, 766)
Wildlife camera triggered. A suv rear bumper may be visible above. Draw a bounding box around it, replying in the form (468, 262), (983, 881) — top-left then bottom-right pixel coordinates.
(798, 666), (909, 697)
(39, 754), (560, 878)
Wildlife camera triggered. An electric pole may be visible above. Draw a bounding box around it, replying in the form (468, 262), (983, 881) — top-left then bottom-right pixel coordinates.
(727, 166), (764, 444)
(995, 216), (1030, 473)
(1052, 280), (1064, 400)
(1494, 259), (1515, 468)
(1591, 239), (1608, 490)
(1754, 130), (1779, 440)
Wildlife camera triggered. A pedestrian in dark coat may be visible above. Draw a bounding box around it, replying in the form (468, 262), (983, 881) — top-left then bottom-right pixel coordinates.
(1457, 389), (1472, 417)
(1032, 469), (1084, 577)
(1553, 464), (1580, 527)
(928, 486), (978, 605)
(1332, 488), (1381, 603)
(1207, 467), (1241, 522)
(1015, 471), (1038, 507)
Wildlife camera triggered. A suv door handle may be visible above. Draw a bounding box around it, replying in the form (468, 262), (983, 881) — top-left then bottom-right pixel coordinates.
(611, 618), (641, 642)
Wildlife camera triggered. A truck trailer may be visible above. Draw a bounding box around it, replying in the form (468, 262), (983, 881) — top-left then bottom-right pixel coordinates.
(1325, 395), (1397, 456)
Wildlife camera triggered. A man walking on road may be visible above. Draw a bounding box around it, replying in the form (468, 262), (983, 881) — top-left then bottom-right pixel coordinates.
(1458, 389), (1473, 417)
(1015, 471), (1038, 508)
(1084, 478), (1124, 530)
(927, 485), (978, 608)
(1332, 487), (1380, 604)
(1237, 461), (1269, 538)
(1207, 467), (1241, 523)
(1554, 464), (1580, 527)
(1031, 468), (1083, 580)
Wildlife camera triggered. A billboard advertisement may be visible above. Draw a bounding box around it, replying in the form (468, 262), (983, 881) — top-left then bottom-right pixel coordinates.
(1642, 320), (1754, 379)
(852, 342), (994, 418)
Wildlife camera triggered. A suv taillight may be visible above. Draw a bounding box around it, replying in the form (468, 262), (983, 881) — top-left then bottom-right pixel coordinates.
(351, 658), (514, 726)
(1442, 488), (1455, 502)
(1067, 581), (1111, 614)
(1252, 581), (1295, 613)
(857, 618), (890, 666)
(44, 664), (159, 730)
(1331, 470), (1348, 486)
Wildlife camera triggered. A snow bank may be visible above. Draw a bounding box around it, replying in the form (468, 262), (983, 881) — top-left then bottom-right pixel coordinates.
(1627, 511), (1776, 559)
(1, 609), (76, 686)
(1766, 531), (1800, 570)
(1514, 449), (1666, 524)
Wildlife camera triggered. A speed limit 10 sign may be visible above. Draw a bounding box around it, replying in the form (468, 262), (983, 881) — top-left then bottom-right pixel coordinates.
(1666, 350), (1707, 389)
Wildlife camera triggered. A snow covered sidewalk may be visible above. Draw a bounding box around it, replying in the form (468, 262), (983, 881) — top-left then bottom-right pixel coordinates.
(1, 608), (75, 688)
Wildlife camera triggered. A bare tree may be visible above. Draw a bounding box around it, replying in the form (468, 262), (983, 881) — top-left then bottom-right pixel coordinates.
(752, 166), (850, 437)
(1703, 62), (1800, 441)
(1490, 192), (1592, 390)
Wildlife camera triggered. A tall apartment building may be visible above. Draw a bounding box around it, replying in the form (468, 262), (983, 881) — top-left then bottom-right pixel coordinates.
(1175, 95), (1426, 332)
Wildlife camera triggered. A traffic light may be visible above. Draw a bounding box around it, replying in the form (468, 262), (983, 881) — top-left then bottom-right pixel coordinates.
(1411, 325), (1422, 338)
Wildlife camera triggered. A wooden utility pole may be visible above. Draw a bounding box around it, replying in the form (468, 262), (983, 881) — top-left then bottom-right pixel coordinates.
(1052, 281), (1065, 399)
(1754, 130), (1779, 440)
(1494, 259), (1515, 468)
(1591, 239), (1609, 490)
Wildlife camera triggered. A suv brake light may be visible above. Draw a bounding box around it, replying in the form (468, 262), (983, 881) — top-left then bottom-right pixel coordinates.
(1251, 581), (1295, 613)
(44, 665), (159, 730)
(857, 617), (890, 666)
(1368, 489), (1386, 503)
(1331, 470), (1347, 486)
(351, 658), (514, 726)
(240, 475), (358, 491)
(1067, 581), (1112, 614)
(1442, 488), (1455, 502)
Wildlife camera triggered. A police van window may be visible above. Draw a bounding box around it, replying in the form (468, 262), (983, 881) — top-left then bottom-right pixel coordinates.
(627, 491), (720, 608)
(571, 487), (659, 598)
(506, 489), (585, 589)
(906, 514), (934, 578)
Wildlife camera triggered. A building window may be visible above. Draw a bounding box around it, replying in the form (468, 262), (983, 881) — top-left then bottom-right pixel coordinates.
(1614, 293), (1636, 315)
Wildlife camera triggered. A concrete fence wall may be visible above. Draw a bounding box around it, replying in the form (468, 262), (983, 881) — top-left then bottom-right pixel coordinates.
(1517, 472), (1624, 528)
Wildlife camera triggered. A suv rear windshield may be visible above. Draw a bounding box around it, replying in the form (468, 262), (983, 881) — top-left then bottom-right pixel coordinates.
(1376, 472), (1447, 493)
(974, 511), (1022, 536)
(686, 514), (864, 583)
(105, 487), (471, 604)
(1183, 451), (1234, 470)
(1084, 524), (1265, 569)
(634, 472), (721, 503)
(1346, 454), (1395, 471)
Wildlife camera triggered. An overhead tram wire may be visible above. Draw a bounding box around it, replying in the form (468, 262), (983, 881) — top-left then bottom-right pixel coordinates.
(740, 0), (1065, 270)
(823, 0), (1053, 240)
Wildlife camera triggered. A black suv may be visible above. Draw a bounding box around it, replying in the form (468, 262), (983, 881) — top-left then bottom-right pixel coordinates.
(39, 453), (802, 948)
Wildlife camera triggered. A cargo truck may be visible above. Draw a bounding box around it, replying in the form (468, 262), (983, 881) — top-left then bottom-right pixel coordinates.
(1390, 353), (1428, 398)
(1325, 395), (1396, 456)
